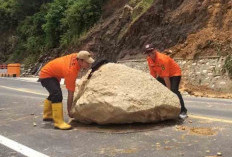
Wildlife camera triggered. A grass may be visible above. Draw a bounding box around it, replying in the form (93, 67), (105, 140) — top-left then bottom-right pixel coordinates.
(130, 0), (154, 22)
(117, 0), (154, 40)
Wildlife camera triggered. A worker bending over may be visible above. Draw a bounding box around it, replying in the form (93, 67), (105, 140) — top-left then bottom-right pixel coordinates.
(39, 51), (94, 130)
(144, 44), (187, 119)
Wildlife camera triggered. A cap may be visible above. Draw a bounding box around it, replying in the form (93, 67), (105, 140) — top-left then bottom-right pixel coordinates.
(144, 44), (155, 53)
(77, 51), (95, 64)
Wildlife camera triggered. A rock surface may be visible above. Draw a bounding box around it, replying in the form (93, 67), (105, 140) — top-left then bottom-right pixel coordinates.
(71, 63), (180, 124)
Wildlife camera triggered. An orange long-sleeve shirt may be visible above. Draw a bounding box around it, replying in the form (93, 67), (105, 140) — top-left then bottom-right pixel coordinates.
(39, 53), (80, 92)
(147, 52), (181, 78)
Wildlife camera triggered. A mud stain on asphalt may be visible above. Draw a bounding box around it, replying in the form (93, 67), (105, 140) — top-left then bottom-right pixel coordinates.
(175, 125), (217, 136)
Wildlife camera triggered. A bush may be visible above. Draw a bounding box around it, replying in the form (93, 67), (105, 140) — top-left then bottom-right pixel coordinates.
(2, 0), (107, 65)
(23, 54), (39, 69)
(0, 0), (17, 32)
(18, 10), (47, 48)
(129, 0), (154, 21)
(1, 0), (50, 63)
(0, 0), (48, 32)
(42, 0), (68, 48)
(60, 0), (106, 46)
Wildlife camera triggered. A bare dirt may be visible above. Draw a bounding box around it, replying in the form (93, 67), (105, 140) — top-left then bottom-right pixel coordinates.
(33, 0), (232, 98)
(171, 0), (232, 59)
(176, 125), (217, 136)
(74, 0), (232, 98)
(189, 127), (217, 136)
(180, 81), (232, 99)
(68, 0), (232, 61)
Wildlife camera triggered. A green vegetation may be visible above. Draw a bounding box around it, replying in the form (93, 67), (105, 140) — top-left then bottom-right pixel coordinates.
(0, 0), (47, 33)
(118, 0), (154, 40)
(42, 0), (67, 48)
(129, 0), (154, 22)
(0, 0), (107, 64)
(1, 0), (152, 64)
(61, 0), (105, 46)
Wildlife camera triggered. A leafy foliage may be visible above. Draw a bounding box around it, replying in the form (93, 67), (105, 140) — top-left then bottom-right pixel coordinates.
(129, 0), (154, 21)
(17, 7), (47, 51)
(61, 0), (105, 46)
(42, 0), (67, 48)
(0, 0), (49, 32)
(0, 0), (107, 63)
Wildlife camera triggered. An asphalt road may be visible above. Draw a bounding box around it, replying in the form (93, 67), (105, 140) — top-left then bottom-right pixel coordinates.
(0, 77), (232, 157)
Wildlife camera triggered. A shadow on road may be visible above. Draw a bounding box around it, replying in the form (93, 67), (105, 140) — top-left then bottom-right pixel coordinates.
(69, 119), (184, 134)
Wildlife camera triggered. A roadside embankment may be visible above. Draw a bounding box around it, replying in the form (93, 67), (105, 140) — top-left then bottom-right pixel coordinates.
(118, 56), (232, 99)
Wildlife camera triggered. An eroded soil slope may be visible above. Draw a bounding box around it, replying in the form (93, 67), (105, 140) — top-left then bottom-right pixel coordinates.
(75, 0), (232, 60)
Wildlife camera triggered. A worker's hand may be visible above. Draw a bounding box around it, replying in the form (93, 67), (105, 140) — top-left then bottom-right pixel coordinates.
(67, 90), (74, 118)
(68, 111), (73, 118)
(163, 77), (171, 90)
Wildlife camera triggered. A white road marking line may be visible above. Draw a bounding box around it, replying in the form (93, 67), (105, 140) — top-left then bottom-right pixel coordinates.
(0, 85), (67, 100)
(185, 100), (232, 105)
(0, 85), (47, 96)
(0, 77), (39, 84)
(0, 77), (67, 84)
(189, 114), (232, 124)
(0, 135), (49, 157)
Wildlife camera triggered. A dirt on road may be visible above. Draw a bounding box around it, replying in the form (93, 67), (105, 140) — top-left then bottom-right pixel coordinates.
(180, 81), (232, 99)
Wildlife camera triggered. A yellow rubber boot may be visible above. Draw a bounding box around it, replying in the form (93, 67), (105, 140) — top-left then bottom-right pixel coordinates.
(52, 103), (72, 130)
(43, 99), (53, 121)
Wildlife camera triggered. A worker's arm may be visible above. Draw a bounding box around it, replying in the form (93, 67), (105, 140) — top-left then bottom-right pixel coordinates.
(161, 59), (171, 89)
(65, 73), (77, 118)
(163, 77), (171, 90)
(149, 65), (157, 78)
(67, 90), (74, 118)
(147, 61), (157, 78)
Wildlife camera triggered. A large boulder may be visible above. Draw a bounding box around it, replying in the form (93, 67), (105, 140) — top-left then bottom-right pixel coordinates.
(71, 63), (180, 124)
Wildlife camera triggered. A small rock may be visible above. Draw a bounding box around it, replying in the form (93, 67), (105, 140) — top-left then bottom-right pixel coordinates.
(217, 152), (222, 156)
(206, 150), (210, 153)
(219, 82), (226, 85)
(203, 70), (208, 74)
(33, 122), (37, 127)
(164, 146), (171, 150)
(164, 140), (170, 144)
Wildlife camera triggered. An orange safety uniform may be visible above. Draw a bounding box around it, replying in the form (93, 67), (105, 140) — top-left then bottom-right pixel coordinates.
(39, 53), (80, 92)
(147, 52), (181, 78)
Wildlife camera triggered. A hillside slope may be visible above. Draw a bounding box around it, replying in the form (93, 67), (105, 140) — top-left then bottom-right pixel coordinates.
(1, 0), (231, 75)
(73, 0), (232, 61)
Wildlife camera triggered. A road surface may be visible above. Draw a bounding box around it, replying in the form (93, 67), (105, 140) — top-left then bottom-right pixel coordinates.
(0, 77), (232, 157)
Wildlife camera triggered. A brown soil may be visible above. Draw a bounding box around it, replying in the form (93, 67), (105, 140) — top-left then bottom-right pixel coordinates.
(38, 0), (232, 68)
(170, 0), (232, 59)
(189, 127), (217, 136)
(180, 81), (232, 99)
(35, 0), (232, 96)
(176, 125), (217, 136)
(69, 0), (232, 61)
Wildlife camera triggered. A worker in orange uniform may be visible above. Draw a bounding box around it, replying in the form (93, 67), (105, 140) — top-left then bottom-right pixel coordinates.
(39, 51), (94, 130)
(144, 44), (187, 119)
